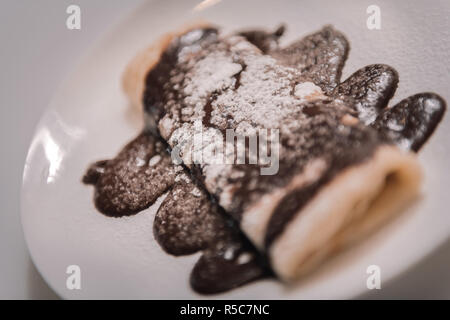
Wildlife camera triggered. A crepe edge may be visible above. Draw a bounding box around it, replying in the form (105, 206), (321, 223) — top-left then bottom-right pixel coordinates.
(122, 21), (212, 110)
(268, 145), (422, 281)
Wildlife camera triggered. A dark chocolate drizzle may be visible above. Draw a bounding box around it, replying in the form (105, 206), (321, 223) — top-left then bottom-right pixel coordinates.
(191, 235), (269, 294)
(83, 133), (176, 217)
(144, 27), (219, 130)
(154, 171), (269, 294)
(84, 131), (269, 294)
(333, 64), (399, 125)
(84, 25), (446, 295)
(202, 93), (218, 128)
(272, 25), (349, 94)
(372, 93), (446, 151)
(238, 25), (285, 53)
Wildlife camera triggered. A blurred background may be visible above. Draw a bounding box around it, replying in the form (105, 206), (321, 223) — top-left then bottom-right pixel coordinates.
(1, 0), (449, 299)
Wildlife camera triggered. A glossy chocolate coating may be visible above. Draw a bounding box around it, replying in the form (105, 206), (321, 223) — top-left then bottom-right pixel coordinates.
(83, 133), (176, 217)
(84, 131), (269, 294)
(333, 64), (399, 125)
(372, 93), (446, 151)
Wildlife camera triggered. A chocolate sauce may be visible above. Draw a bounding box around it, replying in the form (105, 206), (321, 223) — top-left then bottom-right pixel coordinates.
(333, 64), (399, 125)
(190, 236), (269, 294)
(233, 63), (247, 90)
(202, 93), (217, 128)
(372, 93), (446, 151)
(144, 27), (219, 128)
(238, 25), (285, 53)
(84, 25), (446, 295)
(83, 133), (176, 217)
(153, 179), (217, 255)
(84, 131), (269, 294)
(272, 25), (349, 94)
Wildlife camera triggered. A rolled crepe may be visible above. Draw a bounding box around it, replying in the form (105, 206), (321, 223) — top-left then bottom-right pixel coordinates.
(123, 25), (422, 281)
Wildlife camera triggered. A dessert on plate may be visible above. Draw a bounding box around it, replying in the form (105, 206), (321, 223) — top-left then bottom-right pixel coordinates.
(83, 24), (446, 294)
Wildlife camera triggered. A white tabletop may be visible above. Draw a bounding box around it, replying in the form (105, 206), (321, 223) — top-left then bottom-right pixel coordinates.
(1, 0), (449, 299)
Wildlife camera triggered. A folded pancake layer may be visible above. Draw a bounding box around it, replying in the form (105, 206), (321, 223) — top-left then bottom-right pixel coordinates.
(123, 25), (424, 280)
(269, 145), (421, 280)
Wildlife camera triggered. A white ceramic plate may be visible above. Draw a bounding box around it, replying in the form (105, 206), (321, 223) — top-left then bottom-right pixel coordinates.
(21, 0), (450, 299)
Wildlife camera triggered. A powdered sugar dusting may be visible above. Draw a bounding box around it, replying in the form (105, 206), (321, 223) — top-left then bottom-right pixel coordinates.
(150, 28), (378, 220)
